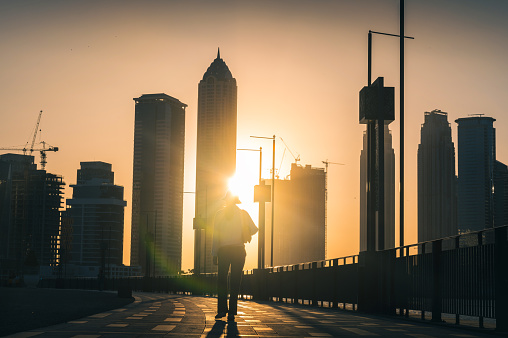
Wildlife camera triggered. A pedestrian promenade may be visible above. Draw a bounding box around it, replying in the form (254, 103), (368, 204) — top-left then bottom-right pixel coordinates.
(7, 292), (500, 337)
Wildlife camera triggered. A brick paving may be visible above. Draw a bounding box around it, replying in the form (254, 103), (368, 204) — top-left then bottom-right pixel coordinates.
(5, 292), (501, 337)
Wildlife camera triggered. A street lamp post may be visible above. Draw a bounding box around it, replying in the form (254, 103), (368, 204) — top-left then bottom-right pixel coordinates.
(184, 191), (204, 275)
(367, 28), (413, 250)
(238, 147), (264, 269)
(251, 135), (275, 267)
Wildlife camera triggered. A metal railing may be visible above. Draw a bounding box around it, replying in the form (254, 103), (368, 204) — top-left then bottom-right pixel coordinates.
(392, 226), (503, 325)
(38, 225), (508, 331)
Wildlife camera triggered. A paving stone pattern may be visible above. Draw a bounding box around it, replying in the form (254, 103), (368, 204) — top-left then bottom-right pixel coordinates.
(6, 292), (498, 337)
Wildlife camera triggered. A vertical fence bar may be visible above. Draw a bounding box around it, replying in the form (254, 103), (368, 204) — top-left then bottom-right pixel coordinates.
(333, 258), (338, 308)
(294, 264), (299, 304)
(455, 236), (460, 325)
(478, 231), (484, 327)
(405, 246), (410, 317)
(312, 261), (318, 307)
(495, 227), (508, 332)
(432, 240), (442, 322)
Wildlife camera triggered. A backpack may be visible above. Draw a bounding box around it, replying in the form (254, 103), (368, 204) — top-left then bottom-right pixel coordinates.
(241, 209), (258, 243)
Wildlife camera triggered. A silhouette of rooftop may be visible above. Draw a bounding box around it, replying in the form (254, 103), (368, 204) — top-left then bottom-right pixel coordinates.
(425, 109), (447, 117)
(133, 93), (187, 108)
(455, 115), (496, 124)
(202, 48), (233, 81)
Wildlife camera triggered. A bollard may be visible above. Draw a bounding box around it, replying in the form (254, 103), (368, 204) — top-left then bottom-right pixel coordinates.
(118, 278), (133, 298)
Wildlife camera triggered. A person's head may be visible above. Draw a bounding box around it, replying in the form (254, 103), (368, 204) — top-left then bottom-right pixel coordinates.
(223, 191), (241, 206)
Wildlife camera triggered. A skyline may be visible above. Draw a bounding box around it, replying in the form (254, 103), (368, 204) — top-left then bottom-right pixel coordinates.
(1, 0), (507, 271)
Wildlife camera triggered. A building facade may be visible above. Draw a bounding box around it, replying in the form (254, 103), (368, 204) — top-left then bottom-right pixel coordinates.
(265, 163), (326, 266)
(494, 160), (508, 227)
(194, 49), (237, 273)
(64, 162), (126, 274)
(130, 93), (186, 276)
(359, 125), (396, 251)
(0, 154), (64, 277)
(418, 110), (457, 242)
(456, 115), (496, 233)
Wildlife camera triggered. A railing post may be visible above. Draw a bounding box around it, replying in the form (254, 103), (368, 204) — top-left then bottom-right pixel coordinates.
(384, 249), (396, 315)
(252, 268), (268, 301)
(278, 267), (284, 302)
(477, 231), (484, 328)
(495, 226), (508, 332)
(332, 258), (339, 308)
(294, 264), (300, 304)
(405, 246), (410, 317)
(432, 240), (442, 322)
(358, 250), (380, 313)
(421, 243), (426, 321)
(312, 261), (318, 306)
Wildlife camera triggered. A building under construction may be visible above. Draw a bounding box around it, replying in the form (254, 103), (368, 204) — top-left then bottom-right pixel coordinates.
(0, 153), (64, 278)
(264, 163), (326, 266)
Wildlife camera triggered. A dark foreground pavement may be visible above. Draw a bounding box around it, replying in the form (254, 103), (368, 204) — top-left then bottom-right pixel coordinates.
(0, 287), (133, 337)
(3, 290), (504, 337)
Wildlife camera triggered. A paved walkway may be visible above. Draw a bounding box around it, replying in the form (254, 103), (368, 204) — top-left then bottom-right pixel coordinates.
(7, 292), (501, 337)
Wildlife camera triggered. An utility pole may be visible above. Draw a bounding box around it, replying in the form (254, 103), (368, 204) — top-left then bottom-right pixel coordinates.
(368, 26), (413, 250)
(399, 0), (405, 249)
(251, 135), (276, 267)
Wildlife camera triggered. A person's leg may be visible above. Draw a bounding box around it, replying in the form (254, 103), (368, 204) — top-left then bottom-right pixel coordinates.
(228, 246), (246, 318)
(216, 248), (231, 316)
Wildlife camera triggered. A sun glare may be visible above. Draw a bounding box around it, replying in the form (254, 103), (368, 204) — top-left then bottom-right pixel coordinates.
(228, 152), (262, 269)
(228, 173), (255, 205)
(228, 152), (261, 205)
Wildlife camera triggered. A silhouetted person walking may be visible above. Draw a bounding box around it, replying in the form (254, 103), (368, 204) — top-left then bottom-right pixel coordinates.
(212, 192), (258, 321)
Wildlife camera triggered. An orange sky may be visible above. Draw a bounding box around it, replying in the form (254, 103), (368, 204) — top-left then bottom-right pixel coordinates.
(1, 0), (507, 271)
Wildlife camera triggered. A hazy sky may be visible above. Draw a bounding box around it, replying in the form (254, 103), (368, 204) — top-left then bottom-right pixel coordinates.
(1, 0), (507, 271)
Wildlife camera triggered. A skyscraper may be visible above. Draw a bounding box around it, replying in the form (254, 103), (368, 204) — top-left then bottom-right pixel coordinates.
(130, 93), (186, 276)
(494, 160), (508, 227)
(456, 115), (496, 233)
(65, 162), (126, 274)
(265, 163), (326, 266)
(194, 49), (237, 273)
(359, 125), (395, 251)
(417, 110), (457, 242)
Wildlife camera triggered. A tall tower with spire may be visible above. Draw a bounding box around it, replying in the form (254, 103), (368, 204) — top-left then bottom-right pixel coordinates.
(194, 49), (237, 273)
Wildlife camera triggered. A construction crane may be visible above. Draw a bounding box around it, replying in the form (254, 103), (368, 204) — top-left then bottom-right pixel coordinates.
(0, 142), (58, 170)
(321, 159), (345, 259)
(0, 110), (59, 170)
(26, 110), (43, 155)
(280, 137), (300, 164)
(322, 159), (344, 173)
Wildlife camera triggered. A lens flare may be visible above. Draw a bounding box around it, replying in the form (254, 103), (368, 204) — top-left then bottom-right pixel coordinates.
(228, 174), (252, 204)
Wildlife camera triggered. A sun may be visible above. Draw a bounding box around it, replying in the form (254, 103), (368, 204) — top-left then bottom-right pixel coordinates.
(228, 153), (261, 205)
(228, 173), (256, 205)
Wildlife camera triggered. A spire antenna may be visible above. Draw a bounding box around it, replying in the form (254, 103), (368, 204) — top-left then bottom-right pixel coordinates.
(217, 47), (220, 59)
